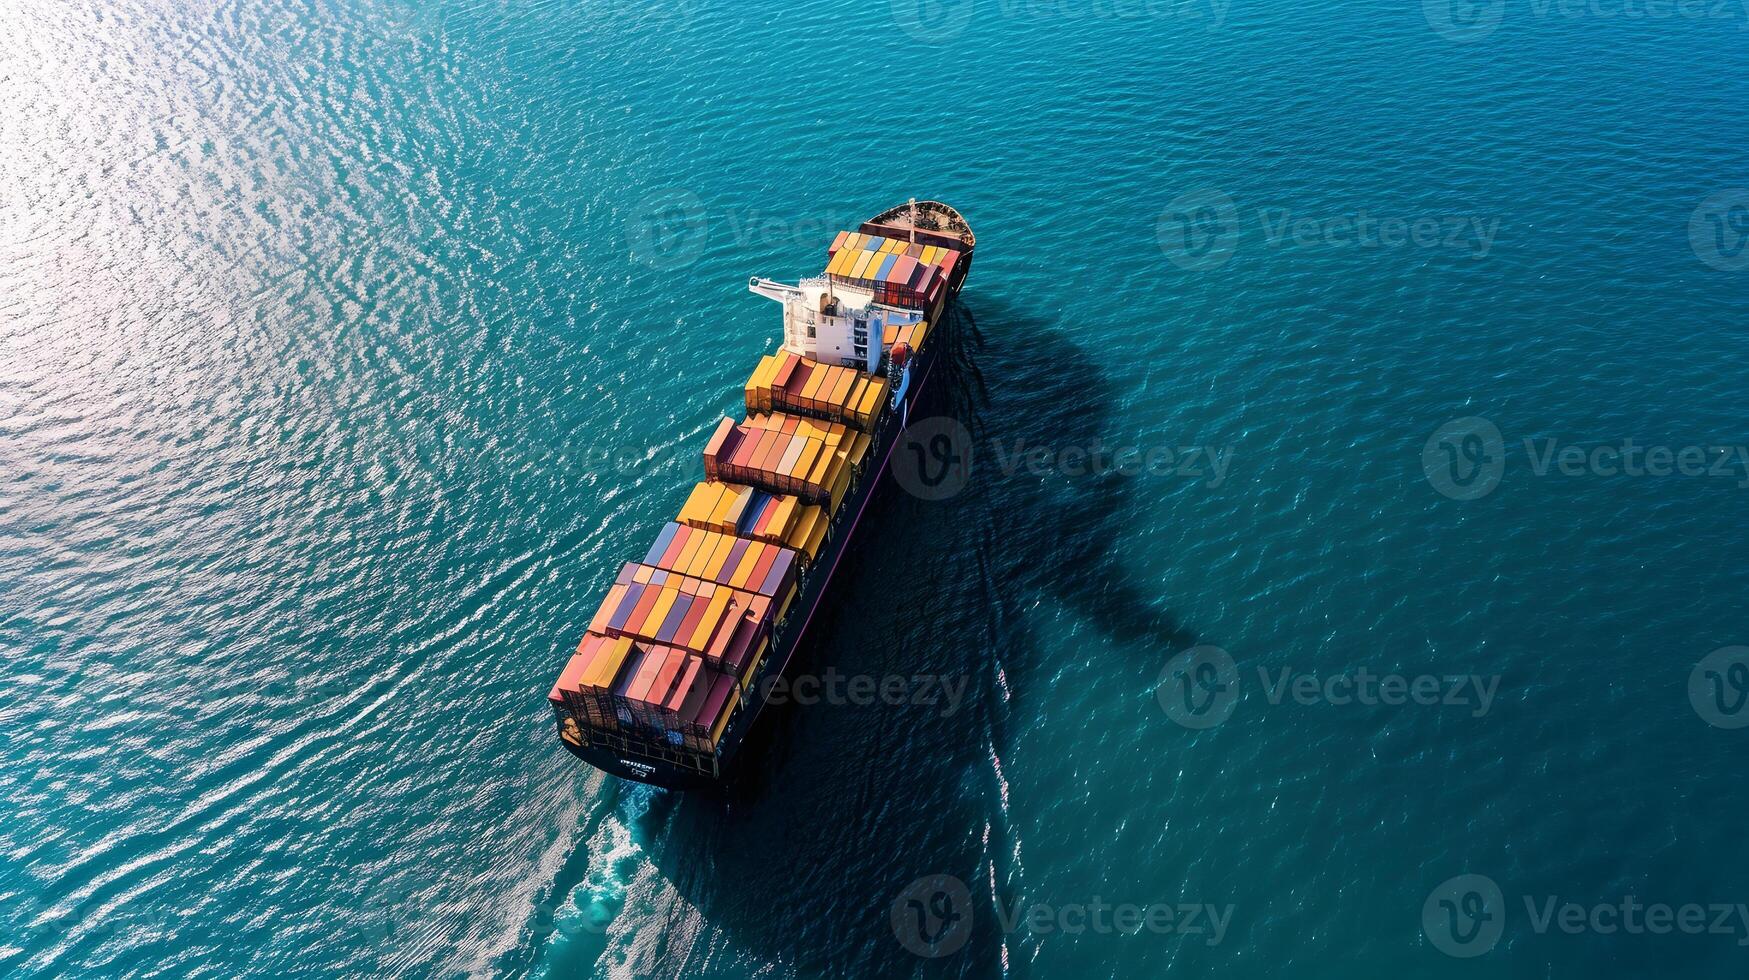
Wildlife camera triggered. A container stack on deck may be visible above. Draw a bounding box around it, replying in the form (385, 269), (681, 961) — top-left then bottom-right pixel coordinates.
(744, 349), (890, 429)
(825, 231), (960, 310)
(549, 522), (799, 756)
(549, 223), (963, 771)
(701, 413), (871, 509)
(677, 479), (831, 564)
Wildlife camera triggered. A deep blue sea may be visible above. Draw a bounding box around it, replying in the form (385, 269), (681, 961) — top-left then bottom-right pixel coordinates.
(5, 0), (1749, 976)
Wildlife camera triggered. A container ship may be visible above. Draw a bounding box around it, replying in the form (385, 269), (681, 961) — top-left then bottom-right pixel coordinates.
(547, 201), (975, 789)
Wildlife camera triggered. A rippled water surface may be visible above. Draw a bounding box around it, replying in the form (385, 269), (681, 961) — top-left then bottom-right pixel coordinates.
(4, 0), (1749, 976)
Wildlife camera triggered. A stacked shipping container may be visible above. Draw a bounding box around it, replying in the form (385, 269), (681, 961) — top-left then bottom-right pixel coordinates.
(744, 349), (891, 430)
(550, 523), (803, 755)
(677, 480), (830, 563)
(882, 318), (931, 353)
(702, 412), (871, 509)
(825, 231), (962, 310)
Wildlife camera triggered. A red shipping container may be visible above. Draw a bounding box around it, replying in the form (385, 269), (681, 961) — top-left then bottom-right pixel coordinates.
(666, 656), (704, 713)
(649, 647), (689, 707)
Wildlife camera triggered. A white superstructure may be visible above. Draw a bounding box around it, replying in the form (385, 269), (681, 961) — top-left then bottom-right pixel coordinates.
(747, 276), (922, 374)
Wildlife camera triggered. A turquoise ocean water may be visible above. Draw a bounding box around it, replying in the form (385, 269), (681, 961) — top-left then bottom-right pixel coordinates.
(4, 0), (1749, 976)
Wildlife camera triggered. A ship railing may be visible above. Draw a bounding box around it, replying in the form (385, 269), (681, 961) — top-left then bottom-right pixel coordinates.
(585, 727), (721, 777)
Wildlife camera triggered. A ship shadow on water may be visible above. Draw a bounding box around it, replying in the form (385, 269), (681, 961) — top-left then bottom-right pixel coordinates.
(615, 297), (1203, 979)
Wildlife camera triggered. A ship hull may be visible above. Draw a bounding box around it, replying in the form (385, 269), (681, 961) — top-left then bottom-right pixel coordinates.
(560, 219), (969, 790)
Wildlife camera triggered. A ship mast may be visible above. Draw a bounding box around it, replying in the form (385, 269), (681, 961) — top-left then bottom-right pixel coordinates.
(908, 198), (916, 244)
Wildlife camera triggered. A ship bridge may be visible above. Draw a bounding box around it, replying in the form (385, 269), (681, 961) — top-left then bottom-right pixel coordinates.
(748, 276), (920, 374)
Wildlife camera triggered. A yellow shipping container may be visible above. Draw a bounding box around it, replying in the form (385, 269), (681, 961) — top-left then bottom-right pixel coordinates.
(640, 587), (679, 638)
(800, 367), (827, 407)
(803, 509), (830, 557)
(707, 486), (740, 529)
(673, 529), (709, 573)
(709, 686), (742, 745)
(685, 533), (716, 575)
(785, 504), (826, 558)
(805, 442), (836, 486)
(701, 534), (737, 579)
(678, 482), (718, 527)
(584, 635), (635, 688)
(827, 371), (855, 410)
(789, 438), (822, 480)
(828, 457), (854, 511)
(855, 376), (887, 421)
(738, 637), (771, 693)
(745, 355), (779, 413)
(848, 430), (872, 468)
(689, 591), (733, 650)
(766, 495), (799, 538)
